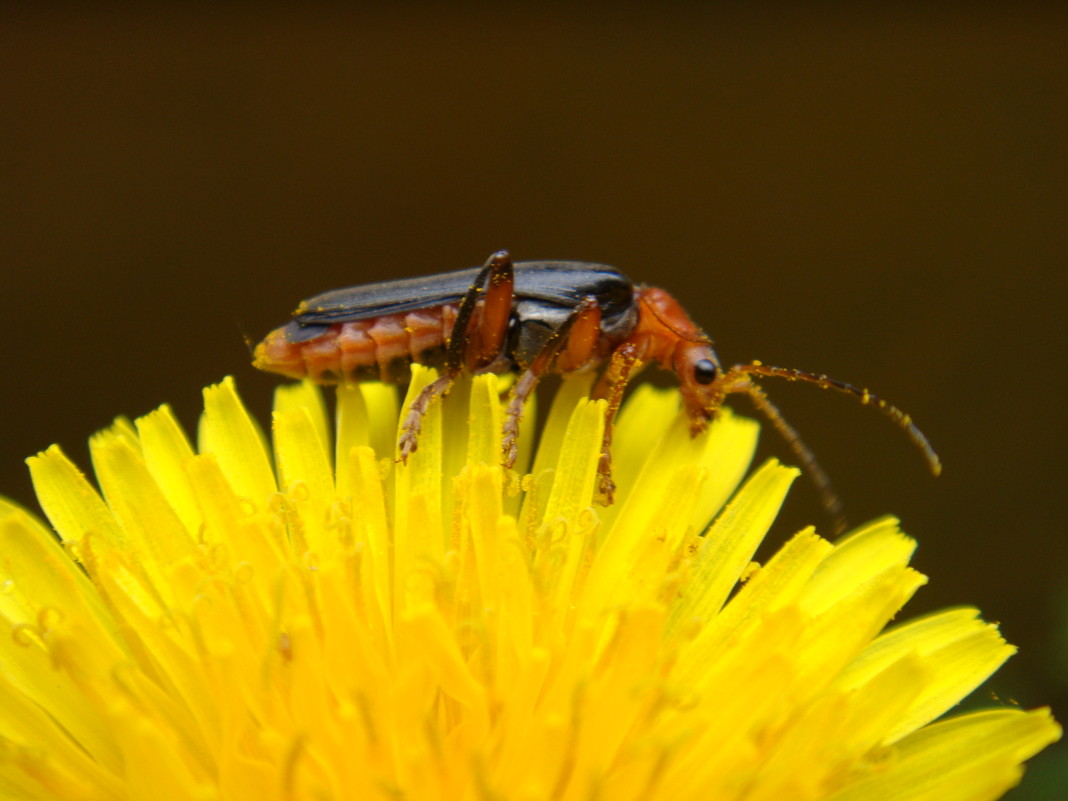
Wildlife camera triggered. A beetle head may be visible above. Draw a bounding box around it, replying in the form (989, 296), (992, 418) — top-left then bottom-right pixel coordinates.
(673, 340), (725, 431)
(635, 287), (725, 433)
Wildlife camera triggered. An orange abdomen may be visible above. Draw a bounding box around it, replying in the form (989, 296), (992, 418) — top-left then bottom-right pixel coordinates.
(253, 304), (460, 383)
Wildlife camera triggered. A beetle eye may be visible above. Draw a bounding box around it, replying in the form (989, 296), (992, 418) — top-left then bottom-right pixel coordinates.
(693, 359), (718, 385)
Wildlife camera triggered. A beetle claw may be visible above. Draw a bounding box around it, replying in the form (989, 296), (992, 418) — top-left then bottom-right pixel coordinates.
(594, 447), (616, 505)
(501, 398), (524, 469)
(398, 412), (422, 462)
(397, 433), (417, 463)
(596, 473), (616, 506)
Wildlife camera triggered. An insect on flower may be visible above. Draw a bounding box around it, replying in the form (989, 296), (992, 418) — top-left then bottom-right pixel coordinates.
(253, 250), (940, 525)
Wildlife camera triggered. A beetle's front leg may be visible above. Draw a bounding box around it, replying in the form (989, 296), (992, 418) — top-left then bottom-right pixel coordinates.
(591, 343), (643, 504)
(398, 250), (514, 462)
(502, 297), (601, 469)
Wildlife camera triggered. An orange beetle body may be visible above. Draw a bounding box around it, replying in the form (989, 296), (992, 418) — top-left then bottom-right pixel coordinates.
(255, 251), (939, 522)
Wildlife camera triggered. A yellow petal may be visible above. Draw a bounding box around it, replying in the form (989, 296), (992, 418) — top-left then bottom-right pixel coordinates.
(0, 374), (1057, 800)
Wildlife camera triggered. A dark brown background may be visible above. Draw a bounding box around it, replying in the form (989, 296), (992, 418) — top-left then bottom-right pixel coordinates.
(2, 5), (1065, 796)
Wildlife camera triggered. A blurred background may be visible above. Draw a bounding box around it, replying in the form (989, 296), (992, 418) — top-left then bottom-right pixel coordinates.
(1, 5), (1065, 795)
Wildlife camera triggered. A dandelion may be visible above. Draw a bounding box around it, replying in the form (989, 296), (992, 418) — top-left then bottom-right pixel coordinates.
(0, 368), (1058, 800)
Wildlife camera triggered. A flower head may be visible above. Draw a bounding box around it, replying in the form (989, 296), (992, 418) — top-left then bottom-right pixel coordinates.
(0, 369), (1059, 800)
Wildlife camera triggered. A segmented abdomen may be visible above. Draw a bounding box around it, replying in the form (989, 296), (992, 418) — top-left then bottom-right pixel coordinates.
(253, 304), (460, 383)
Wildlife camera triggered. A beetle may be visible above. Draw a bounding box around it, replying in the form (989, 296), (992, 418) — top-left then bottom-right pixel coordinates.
(254, 250), (939, 526)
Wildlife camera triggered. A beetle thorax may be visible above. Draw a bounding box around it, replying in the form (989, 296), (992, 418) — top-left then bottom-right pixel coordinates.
(631, 287), (709, 365)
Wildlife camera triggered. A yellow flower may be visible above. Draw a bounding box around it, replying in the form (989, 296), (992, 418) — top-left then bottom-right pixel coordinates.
(0, 368), (1058, 800)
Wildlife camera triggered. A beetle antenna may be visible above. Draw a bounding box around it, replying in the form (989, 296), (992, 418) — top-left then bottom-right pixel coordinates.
(742, 380), (847, 535)
(238, 321), (257, 357)
(726, 361), (942, 477)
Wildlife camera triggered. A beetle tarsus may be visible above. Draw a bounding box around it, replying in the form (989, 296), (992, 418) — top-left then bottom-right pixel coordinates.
(596, 451), (616, 505)
(501, 369), (540, 468)
(501, 400), (524, 469)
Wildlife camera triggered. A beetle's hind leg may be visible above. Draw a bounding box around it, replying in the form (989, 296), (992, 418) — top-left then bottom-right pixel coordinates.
(397, 250), (515, 462)
(398, 373), (455, 460)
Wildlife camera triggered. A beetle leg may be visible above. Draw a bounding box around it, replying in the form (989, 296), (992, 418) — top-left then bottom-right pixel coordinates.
(445, 250), (515, 373)
(502, 296), (601, 469)
(469, 253), (516, 370)
(555, 296), (602, 372)
(501, 370), (540, 470)
(398, 372), (456, 461)
(398, 251), (515, 462)
(591, 343), (643, 504)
